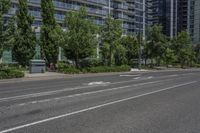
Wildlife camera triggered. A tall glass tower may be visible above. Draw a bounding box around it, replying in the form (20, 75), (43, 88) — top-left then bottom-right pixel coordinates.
(188, 0), (200, 44)
(147, 0), (178, 38)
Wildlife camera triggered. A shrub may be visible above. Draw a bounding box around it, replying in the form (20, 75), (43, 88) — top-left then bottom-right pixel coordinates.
(60, 67), (80, 74)
(193, 64), (200, 68)
(80, 58), (102, 68)
(0, 68), (24, 79)
(57, 61), (131, 74)
(57, 62), (80, 74)
(86, 65), (131, 73)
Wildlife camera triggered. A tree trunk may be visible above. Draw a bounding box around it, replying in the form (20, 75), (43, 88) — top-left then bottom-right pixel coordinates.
(75, 53), (79, 69)
(144, 58), (147, 66)
(109, 46), (112, 67)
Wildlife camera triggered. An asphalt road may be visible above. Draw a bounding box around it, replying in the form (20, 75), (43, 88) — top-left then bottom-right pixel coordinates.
(0, 69), (200, 133)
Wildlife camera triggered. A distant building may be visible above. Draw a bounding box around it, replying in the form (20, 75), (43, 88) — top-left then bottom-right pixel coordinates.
(148, 0), (178, 38)
(188, 0), (200, 44)
(148, 0), (200, 44)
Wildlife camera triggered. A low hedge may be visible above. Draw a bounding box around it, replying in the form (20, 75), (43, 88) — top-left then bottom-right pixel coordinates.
(0, 68), (24, 79)
(59, 67), (80, 74)
(85, 65), (131, 73)
(57, 62), (131, 74)
(57, 63), (80, 74)
(193, 64), (200, 68)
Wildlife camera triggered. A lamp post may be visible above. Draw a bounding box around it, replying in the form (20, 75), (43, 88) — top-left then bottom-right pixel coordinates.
(96, 34), (100, 59)
(138, 24), (143, 70)
(138, 9), (145, 70)
(108, 0), (111, 15)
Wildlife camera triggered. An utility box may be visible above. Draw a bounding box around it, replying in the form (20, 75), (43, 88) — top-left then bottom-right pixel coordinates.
(29, 60), (46, 73)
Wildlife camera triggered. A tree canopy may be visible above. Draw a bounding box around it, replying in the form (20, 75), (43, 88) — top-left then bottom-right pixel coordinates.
(100, 16), (123, 66)
(120, 35), (139, 66)
(12, 0), (36, 66)
(0, 0), (11, 58)
(63, 7), (97, 68)
(41, 0), (59, 66)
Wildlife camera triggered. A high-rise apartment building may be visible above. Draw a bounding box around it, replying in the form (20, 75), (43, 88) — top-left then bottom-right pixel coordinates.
(6, 0), (146, 35)
(2, 0), (199, 63)
(2, 0), (146, 63)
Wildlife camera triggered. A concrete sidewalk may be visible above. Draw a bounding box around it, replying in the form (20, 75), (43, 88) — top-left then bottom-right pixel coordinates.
(0, 72), (68, 84)
(25, 72), (66, 78)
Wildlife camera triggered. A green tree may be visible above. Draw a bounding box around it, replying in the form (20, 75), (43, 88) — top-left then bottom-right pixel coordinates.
(49, 25), (65, 52)
(163, 47), (176, 67)
(146, 25), (166, 66)
(13, 0), (36, 66)
(41, 0), (58, 66)
(3, 16), (16, 49)
(120, 35), (139, 66)
(101, 16), (123, 66)
(114, 43), (127, 66)
(0, 0), (11, 58)
(101, 43), (110, 66)
(0, 0), (10, 18)
(194, 44), (200, 64)
(63, 7), (97, 68)
(172, 31), (194, 67)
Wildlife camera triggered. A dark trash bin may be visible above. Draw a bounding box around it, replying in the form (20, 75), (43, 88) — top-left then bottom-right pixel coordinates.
(29, 60), (46, 73)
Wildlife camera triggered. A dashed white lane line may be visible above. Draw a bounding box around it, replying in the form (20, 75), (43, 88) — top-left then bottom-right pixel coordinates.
(134, 77), (141, 80)
(168, 74), (178, 77)
(88, 81), (110, 86)
(147, 76), (153, 79)
(119, 74), (140, 77)
(0, 81), (196, 133)
(1, 78), (178, 109)
(0, 73), (189, 103)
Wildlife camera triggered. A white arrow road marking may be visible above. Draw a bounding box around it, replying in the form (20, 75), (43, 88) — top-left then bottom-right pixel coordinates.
(147, 76), (153, 79)
(120, 74), (140, 77)
(134, 77), (141, 80)
(88, 81), (110, 86)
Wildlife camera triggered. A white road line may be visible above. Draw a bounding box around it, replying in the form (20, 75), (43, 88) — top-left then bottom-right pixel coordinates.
(88, 81), (110, 86)
(0, 73), (190, 102)
(147, 76), (153, 79)
(2, 78), (173, 109)
(0, 85), (98, 102)
(119, 74), (140, 77)
(168, 74), (178, 77)
(134, 77), (141, 80)
(0, 81), (196, 133)
(181, 73), (196, 76)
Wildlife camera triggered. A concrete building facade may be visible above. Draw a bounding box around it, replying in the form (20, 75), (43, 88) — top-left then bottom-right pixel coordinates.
(2, 0), (147, 63)
(2, 0), (200, 63)
(6, 0), (146, 35)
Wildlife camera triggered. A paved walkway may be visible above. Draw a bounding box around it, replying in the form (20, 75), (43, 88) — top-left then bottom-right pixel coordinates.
(25, 72), (66, 78)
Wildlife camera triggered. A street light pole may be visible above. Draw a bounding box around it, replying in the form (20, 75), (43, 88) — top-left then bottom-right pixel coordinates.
(138, 25), (142, 70)
(108, 0), (111, 15)
(138, 10), (145, 70)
